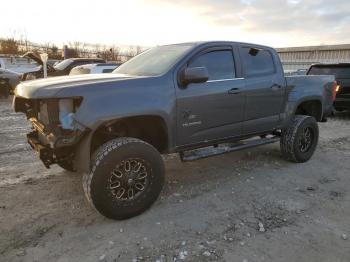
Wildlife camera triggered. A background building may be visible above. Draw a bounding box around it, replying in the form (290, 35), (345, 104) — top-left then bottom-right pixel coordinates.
(276, 44), (350, 73)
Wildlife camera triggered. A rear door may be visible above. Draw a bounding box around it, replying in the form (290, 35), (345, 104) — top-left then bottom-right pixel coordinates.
(239, 46), (285, 134)
(175, 46), (245, 146)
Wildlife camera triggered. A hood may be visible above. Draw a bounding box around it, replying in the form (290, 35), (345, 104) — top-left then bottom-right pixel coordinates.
(15, 73), (143, 98)
(22, 52), (55, 70)
(0, 68), (22, 76)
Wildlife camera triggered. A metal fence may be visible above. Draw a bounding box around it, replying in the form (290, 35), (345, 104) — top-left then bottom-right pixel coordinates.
(276, 44), (350, 72)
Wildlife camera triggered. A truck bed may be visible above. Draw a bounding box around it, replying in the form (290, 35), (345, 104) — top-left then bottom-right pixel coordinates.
(285, 75), (335, 117)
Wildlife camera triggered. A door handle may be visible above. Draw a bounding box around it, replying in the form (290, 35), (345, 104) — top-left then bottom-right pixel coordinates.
(228, 87), (240, 94)
(270, 84), (282, 90)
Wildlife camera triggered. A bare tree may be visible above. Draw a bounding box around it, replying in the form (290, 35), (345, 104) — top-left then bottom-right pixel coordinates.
(125, 46), (136, 58)
(136, 45), (142, 55)
(0, 38), (19, 54)
(94, 43), (101, 58)
(50, 45), (60, 59)
(0, 33), (143, 61)
(80, 42), (88, 57)
(111, 45), (120, 61)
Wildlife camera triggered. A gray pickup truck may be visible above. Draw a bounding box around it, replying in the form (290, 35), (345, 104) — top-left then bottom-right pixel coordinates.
(13, 41), (336, 220)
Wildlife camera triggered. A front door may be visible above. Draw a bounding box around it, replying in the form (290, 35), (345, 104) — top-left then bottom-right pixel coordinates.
(175, 47), (245, 146)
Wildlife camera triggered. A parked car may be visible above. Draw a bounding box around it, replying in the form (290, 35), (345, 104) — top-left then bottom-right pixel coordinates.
(307, 63), (350, 111)
(47, 59), (62, 67)
(0, 56), (39, 74)
(0, 68), (21, 98)
(21, 52), (106, 80)
(13, 41), (336, 220)
(69, 63), (121, 76)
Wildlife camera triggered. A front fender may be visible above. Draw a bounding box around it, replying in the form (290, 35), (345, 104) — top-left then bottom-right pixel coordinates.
(74, 112), (174, 173)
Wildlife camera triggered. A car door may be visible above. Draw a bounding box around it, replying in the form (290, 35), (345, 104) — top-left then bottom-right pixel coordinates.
(175, 46), (245, 146)
(239, 46), (285, 134)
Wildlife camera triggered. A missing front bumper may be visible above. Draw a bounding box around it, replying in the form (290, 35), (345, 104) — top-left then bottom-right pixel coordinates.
(27, 131), (55, 168)
(27, 127), (88, 169)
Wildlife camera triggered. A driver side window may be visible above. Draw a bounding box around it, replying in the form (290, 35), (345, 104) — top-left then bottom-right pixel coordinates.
(189, 50), (236, 81)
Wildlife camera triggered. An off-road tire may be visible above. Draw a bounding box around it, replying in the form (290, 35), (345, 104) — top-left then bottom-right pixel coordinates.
(83, 137), (165, 220)
(280, 115), (319, 163)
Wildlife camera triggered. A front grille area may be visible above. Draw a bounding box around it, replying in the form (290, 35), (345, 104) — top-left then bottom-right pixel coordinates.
(37, 100), (60, 127)
(14, 97), (60, 128)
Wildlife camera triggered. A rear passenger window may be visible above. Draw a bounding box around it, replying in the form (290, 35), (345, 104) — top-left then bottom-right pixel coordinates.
(102, 69), (114, 73)
(189, 50), (235, 80)
(241, 47), (275, 77)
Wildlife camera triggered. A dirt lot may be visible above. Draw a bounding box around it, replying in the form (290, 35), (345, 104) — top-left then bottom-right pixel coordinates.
(1, 97), (350, 262)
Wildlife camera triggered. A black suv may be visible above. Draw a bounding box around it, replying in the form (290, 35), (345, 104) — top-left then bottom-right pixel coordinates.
(308, 63), (350, 111)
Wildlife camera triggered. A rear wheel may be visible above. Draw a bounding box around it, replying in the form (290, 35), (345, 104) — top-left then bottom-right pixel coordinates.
(83, 137), (165, 220)
(280, 115), (319, 163)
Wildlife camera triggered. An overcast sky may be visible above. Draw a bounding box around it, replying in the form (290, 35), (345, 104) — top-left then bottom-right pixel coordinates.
(1, 0), (349, 48)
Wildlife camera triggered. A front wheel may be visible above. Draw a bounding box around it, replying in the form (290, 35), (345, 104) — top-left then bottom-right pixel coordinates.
(280, 115), (319, 163)
(83, 137), (165, 220)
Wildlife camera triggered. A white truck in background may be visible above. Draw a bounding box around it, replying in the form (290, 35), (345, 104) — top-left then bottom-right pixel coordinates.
(69, 63), (121, 75)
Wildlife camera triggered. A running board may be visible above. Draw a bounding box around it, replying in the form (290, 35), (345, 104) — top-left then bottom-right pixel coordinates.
(180, 136), (280, 162)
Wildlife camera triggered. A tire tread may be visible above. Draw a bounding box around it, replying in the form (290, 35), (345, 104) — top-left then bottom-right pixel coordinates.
(280, 115), (318, 162)
(82, 137), (162, 219)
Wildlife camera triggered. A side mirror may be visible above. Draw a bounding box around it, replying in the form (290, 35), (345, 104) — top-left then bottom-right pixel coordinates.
(180, 67), (209, 86)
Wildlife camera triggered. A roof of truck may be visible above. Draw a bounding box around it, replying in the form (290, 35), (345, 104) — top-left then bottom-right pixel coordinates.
(164, 41), (274, 50)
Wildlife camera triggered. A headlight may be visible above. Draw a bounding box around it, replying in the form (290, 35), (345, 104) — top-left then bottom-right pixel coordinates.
(59, 98), (82, 130)
(59, 99), (74, 129)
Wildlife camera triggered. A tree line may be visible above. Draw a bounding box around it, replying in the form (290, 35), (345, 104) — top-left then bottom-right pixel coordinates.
(0, 37), (142, 62)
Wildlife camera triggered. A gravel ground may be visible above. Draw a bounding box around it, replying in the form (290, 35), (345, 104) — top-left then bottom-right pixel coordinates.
(0, 96), (350, 262)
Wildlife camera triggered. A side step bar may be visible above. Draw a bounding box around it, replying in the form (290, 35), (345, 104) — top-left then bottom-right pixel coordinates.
(180, 136), (280, 162)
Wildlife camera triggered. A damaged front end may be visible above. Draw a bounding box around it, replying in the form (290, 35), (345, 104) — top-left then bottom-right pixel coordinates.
(13, 96), (88, 169)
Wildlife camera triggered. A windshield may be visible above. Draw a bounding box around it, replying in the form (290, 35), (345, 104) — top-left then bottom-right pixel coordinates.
(113, 44), (194, 76)
(54, 59), (73, 71)
(308, 65), (350, 78)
